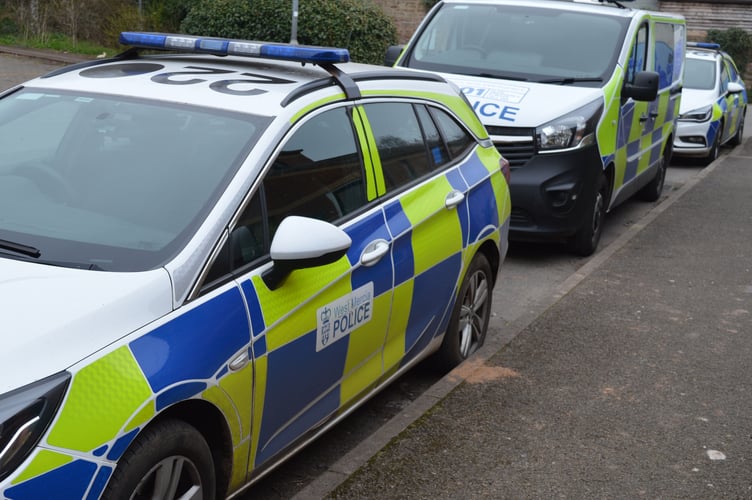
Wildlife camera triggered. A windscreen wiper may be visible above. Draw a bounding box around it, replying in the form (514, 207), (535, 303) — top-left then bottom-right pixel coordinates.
(535, 77), (604, 85)
(477, 73), (529, 82)
(0, 238), (41, 258)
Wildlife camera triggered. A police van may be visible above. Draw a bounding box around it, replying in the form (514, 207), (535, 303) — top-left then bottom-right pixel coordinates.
(387, 0), (686, 255)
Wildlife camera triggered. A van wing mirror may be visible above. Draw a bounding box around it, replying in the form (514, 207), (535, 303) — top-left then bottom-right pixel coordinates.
(384, 45), (405, 67)
(622, 70), (659, 102)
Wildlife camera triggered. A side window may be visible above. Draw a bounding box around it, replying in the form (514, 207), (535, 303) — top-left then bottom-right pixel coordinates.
(653, 22), (675, 90)
(626, 24), (648, 85)
(203, 107), (366, 285)
(362, 102), (433, 191)
(264, 107), (366, 232)
(720, 61), (730, 93)
(430, 107), (475, 158)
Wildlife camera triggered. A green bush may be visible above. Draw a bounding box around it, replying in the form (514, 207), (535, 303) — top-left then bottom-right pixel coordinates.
(707, 27), (751, 75)
(180, 0), (397, 65)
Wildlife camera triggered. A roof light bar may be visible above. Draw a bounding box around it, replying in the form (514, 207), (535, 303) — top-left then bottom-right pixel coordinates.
(119, 32), (350, 64)
(688, 42), (721, 50)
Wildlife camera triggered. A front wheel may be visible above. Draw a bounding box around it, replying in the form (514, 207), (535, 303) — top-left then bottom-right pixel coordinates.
(729, 111), (745, 146)
(704, 125), (722, 165)
(434, 253), (493, 370)
(568, 173), (607, 257)
(102, 420), (216, 500)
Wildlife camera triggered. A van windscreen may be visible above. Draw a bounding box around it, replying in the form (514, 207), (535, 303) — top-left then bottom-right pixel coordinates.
(405, 3), (630, 85)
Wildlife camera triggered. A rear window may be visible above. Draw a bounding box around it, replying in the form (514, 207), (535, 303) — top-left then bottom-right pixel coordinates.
(0, 88), (270, 271)
(403, 3), (630, 85)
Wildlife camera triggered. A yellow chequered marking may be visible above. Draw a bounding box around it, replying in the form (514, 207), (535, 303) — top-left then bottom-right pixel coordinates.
(230, 439), (251, 491)
(341, 293), (392, 404)
(11, 450), (72, 485)
(47, 346), (152, 452)
(202, 384), (241, 444)
(383, 280), (414, 372)
(217, 363), (254, 439)
(124, 399), (155, 433)
(248, 354), (268, 470)
(401, 177), (463, 276)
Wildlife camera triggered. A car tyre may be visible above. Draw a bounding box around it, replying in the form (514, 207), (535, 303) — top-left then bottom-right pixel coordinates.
(638, 144), (669, 202)
(704, 125), (722, 165)
(568, 173), (607, 257)
(434, 253), (493, 370)
(102, 419), (216, 500)
(729, 111), (745, 147)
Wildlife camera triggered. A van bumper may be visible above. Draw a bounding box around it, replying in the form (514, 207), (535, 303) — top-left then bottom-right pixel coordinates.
(508, 143), (604, 241)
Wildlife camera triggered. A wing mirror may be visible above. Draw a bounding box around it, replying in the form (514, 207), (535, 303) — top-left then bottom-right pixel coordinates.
(623, 70), (659, 102)
(262, 216), (351, 290)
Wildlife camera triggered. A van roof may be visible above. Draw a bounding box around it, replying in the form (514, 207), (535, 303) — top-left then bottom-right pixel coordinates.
(440, 0), (684, 21)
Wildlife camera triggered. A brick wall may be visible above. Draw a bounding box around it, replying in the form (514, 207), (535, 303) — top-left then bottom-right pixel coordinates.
(373, 0), (430, 44)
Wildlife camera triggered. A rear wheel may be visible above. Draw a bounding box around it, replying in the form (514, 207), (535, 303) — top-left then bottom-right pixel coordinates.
(568, 173), (607, 257)
(103, 420), (216, 500)
(434, 253), (493, 370)
(638, 143), (669, 202)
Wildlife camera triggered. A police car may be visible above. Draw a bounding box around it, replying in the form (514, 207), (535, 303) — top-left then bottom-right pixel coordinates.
(674, 42), (747, 164)
(0, 32), (510, 499)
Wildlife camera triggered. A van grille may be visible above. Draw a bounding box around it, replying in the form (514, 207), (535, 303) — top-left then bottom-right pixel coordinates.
(486, 126), (536, 168)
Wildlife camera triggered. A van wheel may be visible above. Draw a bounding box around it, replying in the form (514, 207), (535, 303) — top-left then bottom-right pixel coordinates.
(434, 253), (492, 371)
(102, 420), (216, 500)
(729, 112), (745, 146)
(638, 146), (668, 202)
(568, 174), (606, 257)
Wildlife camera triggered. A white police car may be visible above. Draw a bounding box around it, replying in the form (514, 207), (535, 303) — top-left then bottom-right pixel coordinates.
(674, 42), (747, 164)
(0, 33), (510, 499)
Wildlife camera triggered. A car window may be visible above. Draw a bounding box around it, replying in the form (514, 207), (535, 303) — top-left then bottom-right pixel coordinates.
(0, 88), (269, 271)
(724, 57), (739, 84)
(363, 102), (434, 191)
(204, 106), (367, 282)
(683, 57), (716, 90)
(430, 106), (475, 159)
(720, 60), (730, 93)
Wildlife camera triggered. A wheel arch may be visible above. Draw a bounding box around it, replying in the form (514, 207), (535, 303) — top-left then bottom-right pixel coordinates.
(141, 399), (234, 499)
(477, 238), (500, 286)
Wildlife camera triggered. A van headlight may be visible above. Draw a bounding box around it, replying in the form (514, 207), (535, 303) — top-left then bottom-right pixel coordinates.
(536, 99), (603, 151)
(679, 105), (712, 122)
(0, 372), (70, 482)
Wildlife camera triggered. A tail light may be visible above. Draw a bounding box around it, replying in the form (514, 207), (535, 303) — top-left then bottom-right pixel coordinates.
(500, 155), (511, 184)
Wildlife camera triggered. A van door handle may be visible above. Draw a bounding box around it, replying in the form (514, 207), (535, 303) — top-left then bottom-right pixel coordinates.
(649, 111), (659, 119)
(639, 113), (649, 123)
(445, 190), (465, 208)
(360, 239), (390, 267)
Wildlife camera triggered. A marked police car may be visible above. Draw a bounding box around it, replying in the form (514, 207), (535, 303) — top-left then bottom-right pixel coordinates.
(0, 32), (511, 499)
(674, 42), (747, 164)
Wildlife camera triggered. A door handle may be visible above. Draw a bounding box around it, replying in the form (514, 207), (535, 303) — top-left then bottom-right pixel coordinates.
(360, 239), (390, 267)
(639, 113), (649, 123)
(445, 190), (465, 208)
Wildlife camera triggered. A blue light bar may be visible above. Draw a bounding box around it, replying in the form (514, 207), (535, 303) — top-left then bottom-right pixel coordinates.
(119, 32), (350, 64)
(689, 42), (721, 50)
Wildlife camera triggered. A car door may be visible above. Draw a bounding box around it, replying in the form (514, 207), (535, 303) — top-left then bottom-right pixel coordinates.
(207, 105), (395, 471)
(356, 101), (480, 373)
(721, 57), (744, 141)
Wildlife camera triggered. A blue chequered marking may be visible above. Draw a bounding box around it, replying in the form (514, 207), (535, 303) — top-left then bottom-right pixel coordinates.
(106, 428), (139, 461)
(256, 330), (347, 466)
(346, 211), (393, 296)
(241, 280), (265, 337)
(92, 445), (107, 457)
(445, 168), (468, 191)
(384, 200), (411, 236)
(391, 232), (414, 286)
(402, 253), (462, 365)
(458, 153), (490, 186)
(130, 288), (250, 393)
(617, 101), (635, 149)
(85, 466), (112, 500)
(624, 139), (641, 182)
(706, 120), (721, 145)
(5, 460), (96, 500)
(253, 335), (267, 358)
(156, 382), (208, 411)
(467, 180), (499, 243)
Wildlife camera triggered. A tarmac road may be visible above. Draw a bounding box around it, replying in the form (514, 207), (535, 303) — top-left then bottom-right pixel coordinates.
(3, 48), (751, 499)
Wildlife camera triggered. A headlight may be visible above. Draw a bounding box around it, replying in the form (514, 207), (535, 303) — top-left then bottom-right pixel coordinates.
(0, 372), (70, 482)
(679, 105), (712, 122)
(536, 99), (603, 151)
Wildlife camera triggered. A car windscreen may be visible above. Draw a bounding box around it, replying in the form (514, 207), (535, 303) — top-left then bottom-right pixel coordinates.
(403, 3), (630, 86)
(0, 87), (270, 271)
(682, 57), (717, 90)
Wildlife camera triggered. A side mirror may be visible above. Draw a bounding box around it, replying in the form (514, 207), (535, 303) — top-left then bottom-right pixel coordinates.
(262, 216), (351, 290)
(384, 45), (405, 67)
(727, 81), (744, 95)
(623, 70), (659, 102)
